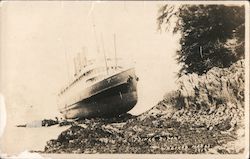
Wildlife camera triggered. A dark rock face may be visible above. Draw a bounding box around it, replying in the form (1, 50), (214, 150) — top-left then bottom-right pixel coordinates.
(43, 60), (245, 154)
(41, 119), (58, 127)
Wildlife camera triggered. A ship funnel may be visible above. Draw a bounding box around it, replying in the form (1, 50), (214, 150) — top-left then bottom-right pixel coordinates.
(75, 53), (82, 74)
(73, 47), (88, 77)
(81, 47), (87, 68)
(73, 57), (78, 77)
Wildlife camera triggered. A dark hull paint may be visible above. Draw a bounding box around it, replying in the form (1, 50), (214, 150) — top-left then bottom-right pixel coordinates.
(60, 68), (138, 119)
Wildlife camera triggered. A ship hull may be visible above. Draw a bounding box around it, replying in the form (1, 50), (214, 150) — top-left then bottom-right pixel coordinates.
(60, 68), (138, 119)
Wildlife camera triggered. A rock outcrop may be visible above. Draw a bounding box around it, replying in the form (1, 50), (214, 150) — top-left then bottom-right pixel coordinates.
(171, 60), (245, 131)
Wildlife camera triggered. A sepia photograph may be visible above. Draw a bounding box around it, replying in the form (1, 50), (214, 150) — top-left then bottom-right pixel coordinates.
(0, 1), (249, 159)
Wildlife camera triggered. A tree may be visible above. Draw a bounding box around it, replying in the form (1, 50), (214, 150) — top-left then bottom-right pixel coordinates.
(158, 5), (245, 76)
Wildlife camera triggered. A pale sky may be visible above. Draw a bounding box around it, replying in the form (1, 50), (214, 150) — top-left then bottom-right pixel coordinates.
(1, 1), (180, 125)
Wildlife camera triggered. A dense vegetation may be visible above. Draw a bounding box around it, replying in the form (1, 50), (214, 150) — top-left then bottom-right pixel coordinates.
(158, 5), (245, 76)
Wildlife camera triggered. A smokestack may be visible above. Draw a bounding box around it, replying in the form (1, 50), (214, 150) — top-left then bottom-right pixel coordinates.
(82, 47), (87, 67)
(77, 52), (81, 73)
(73, 57), (77, 76)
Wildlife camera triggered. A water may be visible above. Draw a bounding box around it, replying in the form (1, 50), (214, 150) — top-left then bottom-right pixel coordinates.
(0, 125), (70, 155)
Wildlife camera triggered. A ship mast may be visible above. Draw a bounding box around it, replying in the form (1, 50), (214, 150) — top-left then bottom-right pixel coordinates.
(113, 34), (118, 69)
(101, 34), (109, 75)
(92, 14), (108, 75)
(92, 15), (100, 55)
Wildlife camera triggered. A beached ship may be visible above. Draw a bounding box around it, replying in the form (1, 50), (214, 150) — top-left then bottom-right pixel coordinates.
(58, 40), (138, 119)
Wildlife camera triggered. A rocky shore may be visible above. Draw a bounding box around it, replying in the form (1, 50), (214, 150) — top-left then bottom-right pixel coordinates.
(43, 60), (245, 154)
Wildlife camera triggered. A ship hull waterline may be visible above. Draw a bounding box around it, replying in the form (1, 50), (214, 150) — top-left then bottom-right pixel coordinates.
(59, 69), (138, 119)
